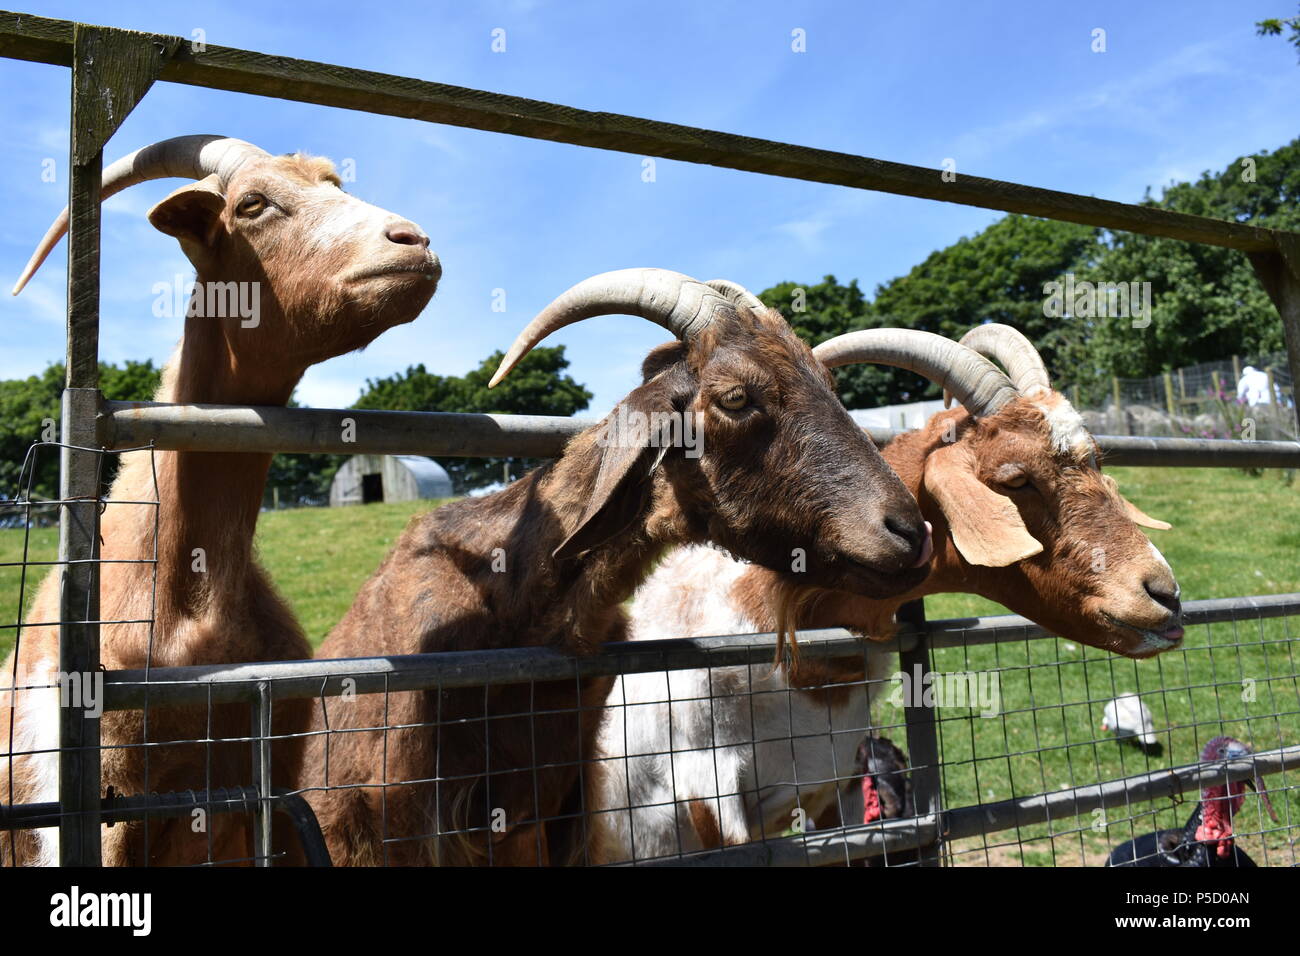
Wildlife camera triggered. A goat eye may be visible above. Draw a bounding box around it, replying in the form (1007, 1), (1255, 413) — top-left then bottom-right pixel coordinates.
(237, 193), (267, 217)
(995, 466), (1029, 489)
(717, 386), (748, 411)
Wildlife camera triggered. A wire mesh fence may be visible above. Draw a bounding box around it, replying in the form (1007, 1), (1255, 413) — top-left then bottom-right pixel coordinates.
(1063, 351), (1297, 442)
(8, 500), (1295, 868)
(929, 610), (1298, 867)
(581, 604), (1299, 867)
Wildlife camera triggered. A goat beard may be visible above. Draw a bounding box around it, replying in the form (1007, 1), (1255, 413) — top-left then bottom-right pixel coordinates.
(770, 583), (827, 679)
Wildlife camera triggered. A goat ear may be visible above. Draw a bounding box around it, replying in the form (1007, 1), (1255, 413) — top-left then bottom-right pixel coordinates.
(148, 176), (226, 260)
(641, 341), (686, 382)
(923, 442), (1043, 567)
(1101, 474), (1171, 530)
(553, 381), (673, 561)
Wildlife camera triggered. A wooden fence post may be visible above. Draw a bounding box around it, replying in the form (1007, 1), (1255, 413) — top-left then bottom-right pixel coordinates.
(1111, 377), (1127, 435)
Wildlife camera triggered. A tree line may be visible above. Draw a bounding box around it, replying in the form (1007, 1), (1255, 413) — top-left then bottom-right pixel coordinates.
(765, 138), (1297, 411)
(3, 138), (1294, 499)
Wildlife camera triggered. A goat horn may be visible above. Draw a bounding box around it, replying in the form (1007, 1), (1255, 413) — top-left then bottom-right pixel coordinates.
(943, 323), (1052, 407)
(705, 278), (765, 312)
(13, 135), (269, 295)
(813, 328), (1019, 418)
(489, 268), (734, 388)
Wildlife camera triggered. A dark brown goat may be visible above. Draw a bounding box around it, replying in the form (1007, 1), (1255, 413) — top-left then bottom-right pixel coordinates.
(300, 269), (933, 865)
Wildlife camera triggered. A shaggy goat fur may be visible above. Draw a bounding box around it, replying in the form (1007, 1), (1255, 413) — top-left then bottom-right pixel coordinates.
(301, 303), (932, 866)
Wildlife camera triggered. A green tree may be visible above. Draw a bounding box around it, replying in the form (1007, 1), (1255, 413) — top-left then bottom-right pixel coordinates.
(1257, 7), (1300, 60)
(1074, 140), (1299, 388)
(0, 360), (162, 503)
(353, 345), (592, 492)
(263, 393), (346, 508)
(759, 216), (1097, 407)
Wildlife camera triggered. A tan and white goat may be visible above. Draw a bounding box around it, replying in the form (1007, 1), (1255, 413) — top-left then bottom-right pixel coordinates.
(2, 135), (439, 866)
(591, 324), (1182, 862)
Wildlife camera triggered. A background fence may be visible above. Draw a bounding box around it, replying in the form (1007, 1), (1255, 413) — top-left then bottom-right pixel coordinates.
(1063, 350), (1297, 442)
(1, 10), (1299, 867)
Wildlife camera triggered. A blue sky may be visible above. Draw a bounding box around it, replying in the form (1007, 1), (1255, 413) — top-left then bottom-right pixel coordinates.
(2, 1), (1298, 414)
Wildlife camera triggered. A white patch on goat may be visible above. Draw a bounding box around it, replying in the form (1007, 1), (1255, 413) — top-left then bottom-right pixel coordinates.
(1147, 540), (1178, 595)
(595, 546), (895, 861)
(1033, 395), (1091, 455)
(11, 657), (61, 866)
(302, 193), (377, 253)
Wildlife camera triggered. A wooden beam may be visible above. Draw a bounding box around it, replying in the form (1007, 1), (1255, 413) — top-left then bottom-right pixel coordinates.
(0, 10), (1287, 253)
(1248, 235), (1300, 433)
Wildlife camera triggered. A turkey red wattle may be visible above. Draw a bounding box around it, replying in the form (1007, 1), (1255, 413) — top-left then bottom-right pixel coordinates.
(862, 775), (883, 824)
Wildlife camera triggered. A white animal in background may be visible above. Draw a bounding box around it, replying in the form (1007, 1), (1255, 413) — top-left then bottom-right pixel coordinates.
(1236, 367), (1270, 405)
(1101, 694), (1159, 749)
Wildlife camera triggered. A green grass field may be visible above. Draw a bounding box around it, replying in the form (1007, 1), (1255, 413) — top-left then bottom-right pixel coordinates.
(2, 466), (1298, 865)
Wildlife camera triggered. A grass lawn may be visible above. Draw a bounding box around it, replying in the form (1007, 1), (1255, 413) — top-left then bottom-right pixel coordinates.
(2, 466), (1298, 865)
(913, 466), (1300, 867)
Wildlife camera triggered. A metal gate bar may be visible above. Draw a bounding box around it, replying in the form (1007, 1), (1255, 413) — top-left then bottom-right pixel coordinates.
(0, 786), (332, 867)
(97, 400), (1300, 467)
(91, 592), (1300, 709)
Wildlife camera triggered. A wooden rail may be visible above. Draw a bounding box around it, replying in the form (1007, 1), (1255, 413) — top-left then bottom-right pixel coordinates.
(0, 9), (1293, 254)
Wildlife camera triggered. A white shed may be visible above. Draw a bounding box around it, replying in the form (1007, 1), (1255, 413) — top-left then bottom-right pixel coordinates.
(329, 454), (453, 506)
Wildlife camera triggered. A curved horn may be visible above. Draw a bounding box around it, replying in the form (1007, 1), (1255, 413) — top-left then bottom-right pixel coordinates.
(944, 323), (1051, 407)
(813, 328), (1019, 418)
(489, 268), (733, 388)
(705, 278), (765, 312)
(13, 135), (269, 295)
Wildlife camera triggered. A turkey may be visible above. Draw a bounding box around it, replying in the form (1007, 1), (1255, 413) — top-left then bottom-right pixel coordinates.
(1101, 693), (1161, 753)
(1106, 736), (1278, 867)
(846, 736), (917, 867)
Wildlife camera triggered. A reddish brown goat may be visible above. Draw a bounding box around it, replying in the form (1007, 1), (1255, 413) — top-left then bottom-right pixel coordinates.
(299, 269), (933, 866)
(2, 135), (439, 866)
(592, 325), (1183, 861)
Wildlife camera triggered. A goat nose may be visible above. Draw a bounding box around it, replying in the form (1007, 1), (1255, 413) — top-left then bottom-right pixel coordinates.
(385, 221), (429, 247)
(1144, 578), (1181, 616)
(884, 514), (930, 566)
